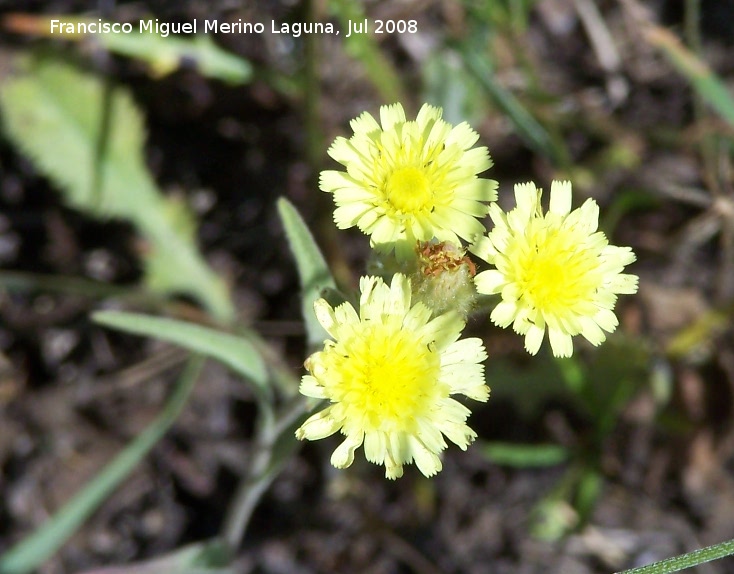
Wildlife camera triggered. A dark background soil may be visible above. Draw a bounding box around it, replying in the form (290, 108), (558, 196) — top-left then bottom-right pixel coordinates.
(2, 0), (734, 573)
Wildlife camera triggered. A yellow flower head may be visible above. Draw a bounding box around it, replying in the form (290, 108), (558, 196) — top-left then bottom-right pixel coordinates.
(320, 103), (498, 260)
(296, 274), (489, 479)
(472, 181), (639, 358)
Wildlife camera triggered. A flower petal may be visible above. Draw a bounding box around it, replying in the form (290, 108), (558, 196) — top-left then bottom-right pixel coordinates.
(319, 102), (498, 259)
(475, 179), (638, 357)
(298, 273), (489, 479)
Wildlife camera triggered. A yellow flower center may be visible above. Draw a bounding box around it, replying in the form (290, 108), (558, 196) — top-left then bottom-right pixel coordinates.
(333, 322), (442, 432)
(516, 228), (601, 313)
(385, 166), (433, 213)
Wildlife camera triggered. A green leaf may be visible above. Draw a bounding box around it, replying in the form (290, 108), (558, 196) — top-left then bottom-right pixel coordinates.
(0, 54), (149, 216)
(666, 302), (733, 358)
(0, 270), (145, 300)
(458, 31), (568, 166)
(483, 352), (580, 420)
(600, 189), (660, 237)
(574, 468), (603, 526)
(480, 442), (569, 468)
(530, 496), (578, 542)
(92, 311), (269, 394)
(579, 337), (649, 439)
(276, 198), (337, 349)
(101, 28), (252, 84)
(479, 441), (569, 468)
(14, 16), (251, 84)
(75, 540), (233, 574)
(0, 356), (204, 574)
(555, 354), (586, 394)
(327, 0), (406, 104)
(645, 25), (734, 127)
(422, 49), (485, 126)
(0, 53), (234, 321)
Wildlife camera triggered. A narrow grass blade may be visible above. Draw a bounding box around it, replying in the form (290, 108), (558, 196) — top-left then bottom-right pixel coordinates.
(616, 539), (734, 574)
(92, 311), (269, 394)
(0, 356), (204, 574)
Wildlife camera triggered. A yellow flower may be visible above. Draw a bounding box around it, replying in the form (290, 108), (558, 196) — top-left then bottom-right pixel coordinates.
(320, 103), (498, 260)
(296, 274), (489, 479)
(472, 181), (638, 358)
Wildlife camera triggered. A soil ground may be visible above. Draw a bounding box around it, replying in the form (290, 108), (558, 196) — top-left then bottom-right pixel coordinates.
(2, 1), (734, 573)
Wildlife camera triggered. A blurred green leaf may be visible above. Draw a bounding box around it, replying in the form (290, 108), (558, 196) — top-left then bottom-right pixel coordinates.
(4, 15), (251, 84)
(555, 355), (586, 394)
(479, 441), (569, 468)
(666, 303), (732, 358)
(277, 198), (337, 349)
(530, 495), (578, 542)
(93, 311), (269, 395)
(102, 28), (252, 84)
(507, 0), (538, 33)
(75, 540), (232, 574)
(484, 351), (579, 419)
(468, 0), (537, 34)
(580, 337), (650, 439)
(457, 31), (568, 165)
(645, 25), (734, 127)
(0, 357), (204, 574)
(574, 468), (603, 526)
(600, 188), (660, 237)
(0, 271), (145, 300)
(422, 49), (485, 126)
(328, 0), (406, 104)
(487, 336), (649, 437)
(0, 53), (234, 321)
(529, 464), (602, 541)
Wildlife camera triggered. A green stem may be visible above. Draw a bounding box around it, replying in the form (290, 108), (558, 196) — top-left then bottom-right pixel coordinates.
(616, 538), (734, 574)
(220, 395), (309, 550)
